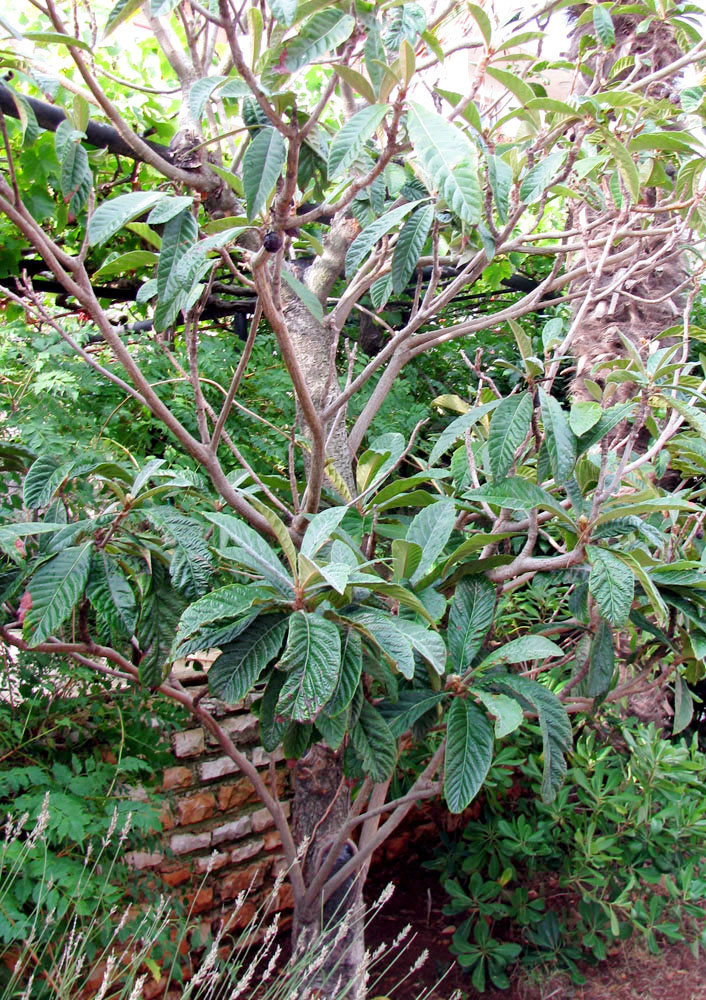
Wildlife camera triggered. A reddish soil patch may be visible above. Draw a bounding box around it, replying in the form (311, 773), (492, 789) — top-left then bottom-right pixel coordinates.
(363, 863), (706, 1000)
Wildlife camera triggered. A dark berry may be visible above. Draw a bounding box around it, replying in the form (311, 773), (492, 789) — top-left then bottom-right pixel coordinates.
(263, 231), (282, 253)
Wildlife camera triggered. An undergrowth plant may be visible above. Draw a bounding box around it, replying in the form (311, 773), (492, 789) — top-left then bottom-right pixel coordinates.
(429, 720), (706, 991)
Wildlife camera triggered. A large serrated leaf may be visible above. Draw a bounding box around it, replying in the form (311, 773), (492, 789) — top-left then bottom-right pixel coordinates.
(488, 392), (532, 481)
(592, 5), (615, 47)
(243, 127), (287, 222)
(391, 203), (434, 293)
(587, 545), (634, 626)
(280, 268), (324, 322)
(25, 542), (92, 645)
(148, 508), (212, 600)
(486, 153), (512, 224)
(87, 550), (137, 638)
(444, 698), (493, 813)
(342, 608), (415, 678)
(284, 10), (356, 71)
(491, 674), (571, 803)
(539, 389), (576, 484)
(60, 139), (90, 202)
(325, 628), (362, 716)
(379, 689), (446, 738)
(209, 614), (288, 704)
(260, 670), (288, 751)
(465, 478), (573, 525)
(351, 699), (397, 783)
(267, 0), (298, 27)
(156, 208), (198, 306)
(276, 612), (341, 721)
(328, 104), (389, 178)
(480, 635), (563, 668)
(206, 511), (295, 596)
(103, 0), (143, 36)
(23, 456), (64, 509)
(300, 507), (347, 559)
(448, 576), (496, 672)
(407, 103), (480, 223)
(588, 619), (614, 697)
(88, 191), (167, 246)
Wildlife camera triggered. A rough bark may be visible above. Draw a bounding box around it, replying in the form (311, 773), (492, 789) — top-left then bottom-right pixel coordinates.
(568, 9), (686, 400)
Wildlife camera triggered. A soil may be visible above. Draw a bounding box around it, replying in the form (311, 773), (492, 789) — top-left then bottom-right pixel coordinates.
(363, 863), (706, 1000)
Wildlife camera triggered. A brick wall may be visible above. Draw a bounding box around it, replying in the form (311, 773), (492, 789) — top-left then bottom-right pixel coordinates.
(127, 654), (293, 944)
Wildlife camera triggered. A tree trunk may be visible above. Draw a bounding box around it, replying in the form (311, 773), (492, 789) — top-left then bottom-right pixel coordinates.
(568, 9), (686, 401)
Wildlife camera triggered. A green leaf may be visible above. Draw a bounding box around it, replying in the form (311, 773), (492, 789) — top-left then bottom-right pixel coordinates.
(444, 698), (493, 813)
(491, 674), (571, 803)
(156, 208), (198, 311)
(209, 614), (288, 704)
(577, 402), (635, 452)
(137, 563), (185, 686)
(325, 628), (362, 717)
(104, 0), (143, 36)
(465, 478), (573, 525)
(88, 191), (167, 246)
(206, 511), (295, 596)
(407, 103), (481, 223)
(174, 584), (269, 645)
(539, 389), (576, 484)
(587, 545), (634, 626)
(24, 31), (91, 51)
(485, 66), (536, 107)
(188, 77), (226, 121)
(391, 203), (434, 294)
(277, 612), (342, 722)
(175, 227), (246, 287)
(86, 550), (137, 638)
(392, 538), (422, 581)
(475, 691), (524, 739)
(23, 456), (64, 509)
(242, 128), (287, 222)
(351, 700), (397, 783)
(284, 10), (356, 71)
(673, 676), (693, 736)
(588, 619), (614, 698)
(93, 251), (158, 280)
(569, 400), (602, 437)
(407, 499), (456, 584)
(600, 130), (640, 202)
(480, 635), (563, 668)
(334, 65), (376, 106)
(300, 507), (347, 559)
(267, 0), (298, 27)
(147, 196), (194, 225)
(488, 392), (532, 481)
(280, 268), (324, 322)
(467, 2), (491, 44)
(25, 542), (92, 645)
(260, 670), (288, 751)
(428, 399), (500, 465)
(380, 689), (445, 738)
(328, 104), (389, 178)
(60, 138), (90, 203)
(447, 576), (496, 672)
(593, 5), (615, 47)
(519, 151), (566, 204)
(487, 153), (513, 224)
(147, 508), (213, 600)
(342, 608), (414, 678)
(345, 199), (427, 277)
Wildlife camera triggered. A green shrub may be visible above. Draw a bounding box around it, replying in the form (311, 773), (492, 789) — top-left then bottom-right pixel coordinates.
(428, 720), (706, 991)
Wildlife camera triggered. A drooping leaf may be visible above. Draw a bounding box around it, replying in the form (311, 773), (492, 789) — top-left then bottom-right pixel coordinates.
(407, 103), (481, 223)
(569, 400), (602, 437)
(23, 456), (64, 509)
(209, 614), (288, 704)
(539, 389), (576, 484)
(280, 268), (324, 322)
(342, 608), (415, 678)
(428, 399), (500, 465)
(276, 612), (342, 722)
(593, 5), (615, 47)
(325, 628), (362, 717)
(86, 549), (137, 639)
(24, 542), (92, 645)
(156, 208), (199, 306)
(266, 0), (298, 27)
(488, 392), (533, 481)
(588, 619), (615, 697)
(587, 546), (634, 626)
(328, 104), (389, 178)
(242, 127), (287, 222)
(486, 153), (513, 223)
(444, 698), (494, 813)
(465, 478), (573, 525)
(136, 562), (185, 686)
(88, 191), (167, 246)
(447, 576), (496, 672)
(673, 676), (693, 736)
(300, 507), (348, 559)
(147, 508), (213, 600)
(284, 10), (356, 71)
(475, 691), (524, 739)
(391, 203), (434, 294)
(147, 196), (194, 225)
(379, 689), (446, 738)
(351, 699), (397, 783)
(104, 0), (143, 36)
(174, 584), (271, 644)
(491, 674), (571, 803)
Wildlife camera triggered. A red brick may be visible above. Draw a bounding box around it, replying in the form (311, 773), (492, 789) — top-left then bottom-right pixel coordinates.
(263, 830), (282, 852)
(173, 728), (204, 759)
(219, 862), (266, 901)
(162, 766), (193, 791)
(185, 886), (213, 915)
(194, 851), (229, 875)
(170, 831), (211, 855)
(216, 778), (256, 812)
(160, 867), (192, 888)
(220, 901), (258, 932)
(159, 803), (175, 832)
(176, 792), (217, 826)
